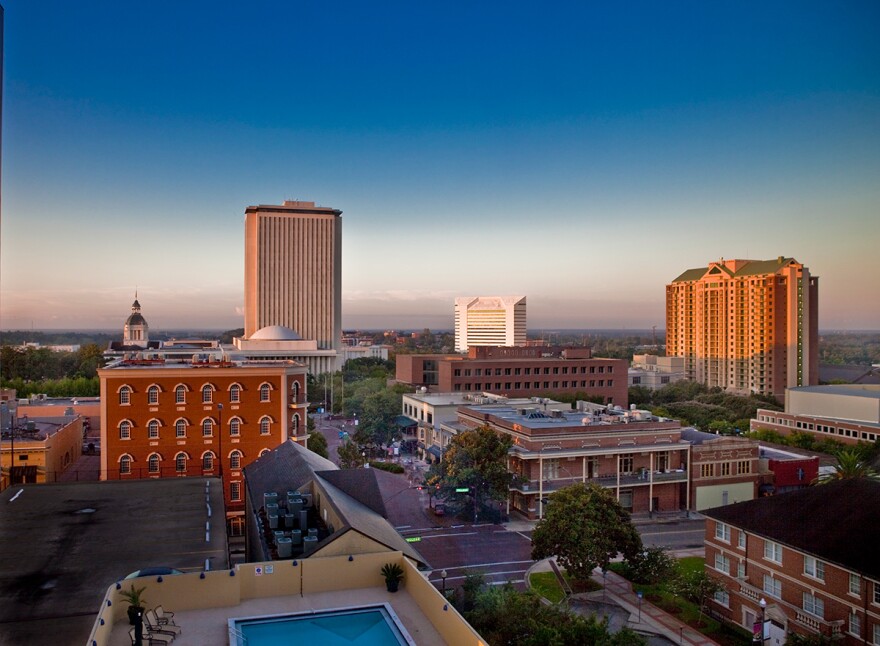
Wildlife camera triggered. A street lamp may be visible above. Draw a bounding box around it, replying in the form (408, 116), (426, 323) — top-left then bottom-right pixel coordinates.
(440, 569), (448, 596)
(757, 598), (767, 644)
(636, 590), (643, 623)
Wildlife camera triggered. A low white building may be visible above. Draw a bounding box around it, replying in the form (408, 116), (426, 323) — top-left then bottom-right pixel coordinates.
(628, 354), (686, 390)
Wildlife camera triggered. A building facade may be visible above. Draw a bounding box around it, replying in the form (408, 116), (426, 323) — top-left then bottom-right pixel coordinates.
(682, 429), (762, 511)
(0, 414), (83, 490)
(454, 296), (526, 352)
(243, 200), (342, 367)
(666, 257), (818, 399)
(753, 385), (880, 446)
(628, 354), (687, 390)
(450, 401), (692, 520)
(396, 346), (628, 406)
(704, 480), (880, 645)
(98, 358), (308, 531)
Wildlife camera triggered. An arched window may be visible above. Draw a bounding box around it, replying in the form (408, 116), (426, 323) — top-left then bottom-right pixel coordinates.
(202, 452), (214, 471)
(229, 417), (241, 436)
(119, 386), (132, 405)
(119, 420), (132, 440)
(259, 416), (271, 435)
(175, 419), (187, 438)
(230, 450), (242, 470)
(175, 453), (188, 473)
(147, 385), (160, 405)
(202, 384), (214, 404)
(175, 385), (187, 404)
(229, 383), (241, 403)
(292, 414), (300, 434)
(148, 453), (160, 473)
(259, 383), (272, 402)
(202, 418), (214, 437)
(119, 454), (132, 475)
(292, 380), (300, 401)
(148, 419), (160, 439)
(259, 448), (271, 458)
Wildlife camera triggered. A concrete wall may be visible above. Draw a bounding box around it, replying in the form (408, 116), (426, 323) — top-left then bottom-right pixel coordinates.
(88, 553), (485, 646)
(694, 481), (755, 511)
(787, 387), (880, 424)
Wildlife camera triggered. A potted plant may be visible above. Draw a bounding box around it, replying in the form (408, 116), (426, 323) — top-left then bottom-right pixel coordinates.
(380, 563), (404, 593)
(119, 584), (147, 626)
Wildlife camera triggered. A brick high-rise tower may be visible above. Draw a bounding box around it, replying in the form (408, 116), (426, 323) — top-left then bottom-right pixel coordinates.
(666, 257), (818, 400)
(244, 200), (342, 364)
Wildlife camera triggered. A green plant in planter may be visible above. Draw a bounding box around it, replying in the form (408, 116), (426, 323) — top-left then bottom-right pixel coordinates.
(119, 584), (147, 625)
(381, 563), (404, 593)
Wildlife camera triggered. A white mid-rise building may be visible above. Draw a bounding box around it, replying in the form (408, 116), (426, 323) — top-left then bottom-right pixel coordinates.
(628, 354), (687, 390)
(454, 295), (526, 352)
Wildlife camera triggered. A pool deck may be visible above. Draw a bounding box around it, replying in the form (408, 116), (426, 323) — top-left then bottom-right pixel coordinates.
(106, 585), (446, 646)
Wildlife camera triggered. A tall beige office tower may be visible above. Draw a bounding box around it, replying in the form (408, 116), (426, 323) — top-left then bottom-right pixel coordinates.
(244, 200), (342, 363)
(454, 296), (527, 352)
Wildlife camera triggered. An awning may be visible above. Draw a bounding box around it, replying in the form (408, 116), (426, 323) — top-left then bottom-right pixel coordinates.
(427, 446), (443, 459)
(394, 415), (417, 429)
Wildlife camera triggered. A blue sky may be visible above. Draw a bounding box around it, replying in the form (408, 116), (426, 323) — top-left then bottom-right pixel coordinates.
(2, 1), (879, 331)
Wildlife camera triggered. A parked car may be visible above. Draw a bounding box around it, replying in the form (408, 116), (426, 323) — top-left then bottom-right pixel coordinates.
(433, 503), (446, 516)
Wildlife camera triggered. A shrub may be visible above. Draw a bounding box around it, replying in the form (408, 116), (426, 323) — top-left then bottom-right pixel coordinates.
(369, 461), (404, 474)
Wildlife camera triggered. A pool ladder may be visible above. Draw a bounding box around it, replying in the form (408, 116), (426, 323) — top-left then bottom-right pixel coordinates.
(228, 626), (248, 645)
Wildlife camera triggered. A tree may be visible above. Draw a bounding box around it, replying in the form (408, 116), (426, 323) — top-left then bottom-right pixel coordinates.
(624, 547), (676, 585)
(669, 569), (724, 625)
(337, 440), (364, 469)
(531, 483), (642, 582)
(460, 581), (646, 646)
(814, 447), (880, 483)
(431, 425), (515, 520)
(307, 430), (329, 459)
(355, 388), (402, 450)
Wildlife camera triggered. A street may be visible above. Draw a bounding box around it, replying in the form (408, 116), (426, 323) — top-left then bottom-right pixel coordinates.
(312, 415), (705, 594)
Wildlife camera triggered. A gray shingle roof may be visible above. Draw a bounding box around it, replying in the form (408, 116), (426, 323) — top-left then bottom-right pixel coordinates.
(703, 479), (880, 579)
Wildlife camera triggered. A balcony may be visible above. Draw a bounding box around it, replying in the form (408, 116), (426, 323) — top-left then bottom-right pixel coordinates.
(512, 470), (687, 494)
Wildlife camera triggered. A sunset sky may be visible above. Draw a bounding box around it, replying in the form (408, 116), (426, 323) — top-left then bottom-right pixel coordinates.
(1, 1), (878, 332)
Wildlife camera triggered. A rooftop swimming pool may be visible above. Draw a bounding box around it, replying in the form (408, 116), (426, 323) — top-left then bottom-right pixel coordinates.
(229, 604), (416, 646)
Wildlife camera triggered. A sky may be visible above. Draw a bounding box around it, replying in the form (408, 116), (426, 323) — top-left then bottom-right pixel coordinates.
(1, 1), (879, 332)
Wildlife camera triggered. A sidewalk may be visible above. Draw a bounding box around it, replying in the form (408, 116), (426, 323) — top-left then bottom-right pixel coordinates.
(526, 559), (720, 646)
(597, 567), (719, 646)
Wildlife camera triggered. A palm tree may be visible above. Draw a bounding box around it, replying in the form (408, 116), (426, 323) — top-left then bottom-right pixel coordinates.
(814, 448), (879, 484)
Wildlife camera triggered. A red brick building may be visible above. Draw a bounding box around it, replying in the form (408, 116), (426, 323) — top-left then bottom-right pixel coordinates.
(396, 346), (628, 406)
(704, 480), (880, 645)
(450, 401), (689, 520)
(99, 358), (308, 532)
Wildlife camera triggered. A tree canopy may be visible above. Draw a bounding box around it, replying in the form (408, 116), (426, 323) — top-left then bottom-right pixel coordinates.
(815, 447), (880, 483)
(531, 483), (642, 582)
(429, 425), (515, 519)
(460, 581), (645, 646)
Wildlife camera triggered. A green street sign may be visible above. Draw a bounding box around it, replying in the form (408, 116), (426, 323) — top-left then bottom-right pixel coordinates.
(455, 487), (470, 493)
(405, 537), (421, 543)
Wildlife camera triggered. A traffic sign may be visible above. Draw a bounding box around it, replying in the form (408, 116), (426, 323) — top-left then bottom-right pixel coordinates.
(455, 487), (470, 493)
(405, 537), (421, 543)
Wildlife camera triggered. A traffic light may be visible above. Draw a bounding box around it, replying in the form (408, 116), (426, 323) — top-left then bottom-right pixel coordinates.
(417, 485), (423, 491)
(435, 484), (441, 490)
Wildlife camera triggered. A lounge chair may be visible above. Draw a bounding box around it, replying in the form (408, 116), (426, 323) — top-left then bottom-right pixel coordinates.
(154, 605), (176, 625)
(129, 627), (174, 645)
(145, 609), (181, 636)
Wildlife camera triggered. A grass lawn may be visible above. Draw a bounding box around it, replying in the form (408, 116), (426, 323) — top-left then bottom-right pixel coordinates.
(529, 569), (600, 603)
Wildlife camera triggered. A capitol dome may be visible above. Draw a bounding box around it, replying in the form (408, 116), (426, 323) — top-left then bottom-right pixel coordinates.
(249, 325), (302, 341)
(123, 296), (149, 346)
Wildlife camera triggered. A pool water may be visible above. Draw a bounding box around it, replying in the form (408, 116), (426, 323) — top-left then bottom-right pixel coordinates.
(232, 605), (412, 646)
